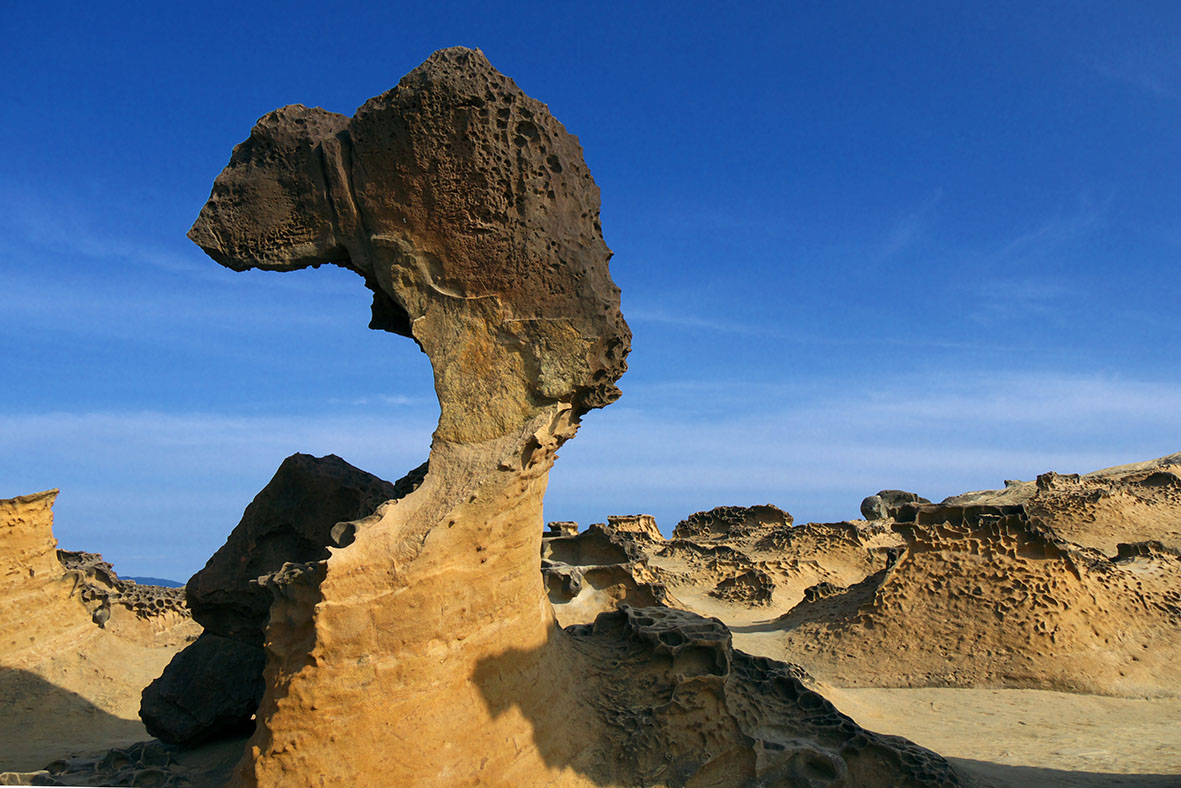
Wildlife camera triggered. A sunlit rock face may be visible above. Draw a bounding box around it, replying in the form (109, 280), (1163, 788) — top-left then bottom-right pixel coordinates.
(0, 491), (93, 659)
(189, 47), (964, 788)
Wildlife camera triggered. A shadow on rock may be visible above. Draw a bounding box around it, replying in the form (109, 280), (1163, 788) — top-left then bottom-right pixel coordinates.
(472, 606), (975, 787)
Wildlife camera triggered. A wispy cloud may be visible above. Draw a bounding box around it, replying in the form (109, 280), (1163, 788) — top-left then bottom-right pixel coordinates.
(964, 276), (1075, 323)
(8, 369), (1171, 578)
(876, 189), (942, 262)
(945, 200), (1108, 325)
(332, 394), (424, 407)
(1092, 59), (1175, 100)
(987, 201), (1106, 266)
(550, 370), (1181, 529)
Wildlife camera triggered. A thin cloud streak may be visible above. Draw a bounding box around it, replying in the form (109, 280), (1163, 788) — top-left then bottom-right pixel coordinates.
(5, 369), (1175, 578)
(876, 188), (942, 261)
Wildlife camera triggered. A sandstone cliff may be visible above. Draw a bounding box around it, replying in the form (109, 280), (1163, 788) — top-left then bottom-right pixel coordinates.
(0, 491), (197, 772)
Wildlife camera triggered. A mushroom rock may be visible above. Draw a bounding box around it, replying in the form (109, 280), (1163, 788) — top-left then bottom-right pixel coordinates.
(190, 47), (964, 787)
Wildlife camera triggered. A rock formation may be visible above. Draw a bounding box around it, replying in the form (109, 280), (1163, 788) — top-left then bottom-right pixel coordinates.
(57, 550), (194, 648)
(0, 492), (194, 772)
(650, 507), (903, 625)
(541, 521), (672, 626)
(141, 453), (418, 746)
(734, 455), (1181, 698)
(187, 46), (963, 787)
(859, 490), (930, 522)
(1, 492), (95, 660)
(941, 453), (1181, 554)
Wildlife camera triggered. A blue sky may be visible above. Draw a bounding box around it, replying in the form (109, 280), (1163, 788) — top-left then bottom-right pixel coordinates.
(2, 2), (1179, 580)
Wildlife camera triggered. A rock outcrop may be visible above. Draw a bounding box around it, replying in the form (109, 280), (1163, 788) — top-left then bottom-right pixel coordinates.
(735, 456), (1181, 698)
(541, 522), (672, 626)
(57, 550), (194, 648)
(860, 490), (930, 521)
(647, 507), (903, 625)
(1, 492), (192, 772)
(941, 453), (1181, 555)
(553, 605), (966, 787)
(141, 453), (417, 746)
(187, 46), (962, 787)
(1, 492), (95, 660)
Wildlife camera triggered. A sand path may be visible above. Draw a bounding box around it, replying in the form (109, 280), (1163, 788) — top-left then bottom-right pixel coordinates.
(824, 686), (1181, 787)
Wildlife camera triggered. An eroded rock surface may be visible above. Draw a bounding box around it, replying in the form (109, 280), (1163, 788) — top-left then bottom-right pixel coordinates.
(556, 606), (966, 787)
(187, 46), (961, 788)
(651, 507), (903, 625)
(57, 550), (195, 648)
(942, 453), (1181, 555)
(735, 456), (1181, 698)
(542, 522), (672, 626)
(1, 492), (94, 660)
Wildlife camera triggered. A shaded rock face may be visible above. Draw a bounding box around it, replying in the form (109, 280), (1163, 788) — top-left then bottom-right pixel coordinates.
(140, 453), (414, 746)
(186, 452), (412, 645)
(552, 606), (965, 787)
(859, 490), (930, 521)
(140, 633), (266, 747)
(1, 493), (193, 772)
(188, 47), (961, 787)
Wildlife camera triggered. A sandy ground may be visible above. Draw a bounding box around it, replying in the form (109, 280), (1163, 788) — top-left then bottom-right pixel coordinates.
(2, 680), (1178, 786)
(823, 686), (1181, 787)
(0, 627), (178, 773)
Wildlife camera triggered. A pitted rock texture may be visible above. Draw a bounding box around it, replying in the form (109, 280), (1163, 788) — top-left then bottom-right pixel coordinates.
(672, 504), (793, 542)
(941, 452), (1181, 555)
(736, 460), (1181, 698)
(141, 453), (414, 746)
(544, 507), (903, 628)
(558, 606), (966, 787)
(187, 46), (638, 787)
(188, 47), (630, 445)
(650, 508), (903, 626)
(56, 550), (194, 647)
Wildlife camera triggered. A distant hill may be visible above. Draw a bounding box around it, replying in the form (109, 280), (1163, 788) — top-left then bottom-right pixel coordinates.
(124, 576), (184, 588)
